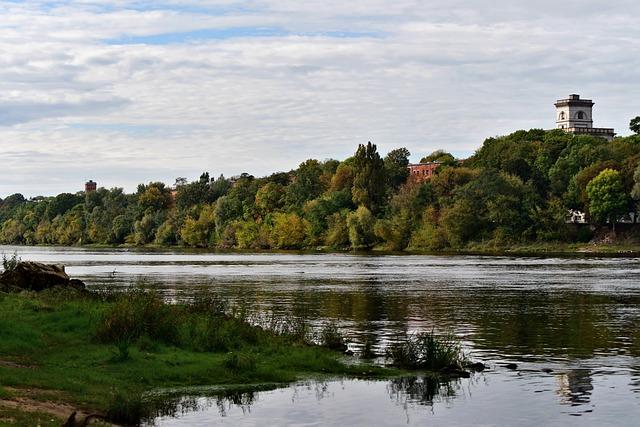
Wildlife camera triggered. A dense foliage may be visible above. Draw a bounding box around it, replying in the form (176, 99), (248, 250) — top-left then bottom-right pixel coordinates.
(2, 129), (640, 250)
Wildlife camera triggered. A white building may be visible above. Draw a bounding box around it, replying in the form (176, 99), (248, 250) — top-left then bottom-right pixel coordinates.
(555, 94), (615, 141)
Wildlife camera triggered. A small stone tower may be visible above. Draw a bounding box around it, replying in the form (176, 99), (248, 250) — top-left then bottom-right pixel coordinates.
(554, 94), (615, 141)
(85, 180), (97, 193)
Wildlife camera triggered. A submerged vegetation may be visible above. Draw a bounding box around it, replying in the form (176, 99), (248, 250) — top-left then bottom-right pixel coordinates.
(4, 128), (640, 252)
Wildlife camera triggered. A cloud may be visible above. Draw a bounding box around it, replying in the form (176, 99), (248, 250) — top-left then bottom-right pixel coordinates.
(0, 98), (130, 126)
(0, 0), (639, 197)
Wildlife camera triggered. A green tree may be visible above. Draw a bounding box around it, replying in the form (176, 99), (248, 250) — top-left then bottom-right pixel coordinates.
(384, 147), (410, 191)
(284, 159), (325, 207)
(325, 211), (350, 248)
(630, 116), (640, 134)
(255, 182), (285, 215)
(420, 150), (456, 164)
(180, 204), (217, 247)
(271, 213), (307, 249)
(352, 142), (386, 214)
(440, 198), (478, 248)
(137, 182), (173, 212)
(586, 169), (628, 232)
(346, 206), (376, 249)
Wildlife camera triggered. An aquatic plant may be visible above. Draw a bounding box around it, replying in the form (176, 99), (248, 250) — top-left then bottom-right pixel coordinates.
(360, 336), (378, 359)
(386, 331), (467, 371)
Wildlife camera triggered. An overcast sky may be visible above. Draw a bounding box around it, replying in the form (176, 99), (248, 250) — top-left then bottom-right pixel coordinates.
(1, 0), (639, 197)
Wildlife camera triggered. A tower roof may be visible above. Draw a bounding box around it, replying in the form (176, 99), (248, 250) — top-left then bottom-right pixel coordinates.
(555, 94), (594, 108)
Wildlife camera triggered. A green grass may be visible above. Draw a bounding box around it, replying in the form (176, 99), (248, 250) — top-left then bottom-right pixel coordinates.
(0, 288), (392, 424)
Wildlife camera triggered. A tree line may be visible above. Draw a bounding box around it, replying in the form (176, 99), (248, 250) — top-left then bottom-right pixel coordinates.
(2, 119), (640, 250)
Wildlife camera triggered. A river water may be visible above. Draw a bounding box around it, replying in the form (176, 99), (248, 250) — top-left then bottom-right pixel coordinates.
(2, 245), (639, 426)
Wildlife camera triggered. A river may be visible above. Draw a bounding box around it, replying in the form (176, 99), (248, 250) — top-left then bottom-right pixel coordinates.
(2, 245), (639, 426)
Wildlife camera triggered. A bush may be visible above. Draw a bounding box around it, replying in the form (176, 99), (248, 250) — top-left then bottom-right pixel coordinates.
(95, 289), (181, 359)
(386, 331), (467, 371)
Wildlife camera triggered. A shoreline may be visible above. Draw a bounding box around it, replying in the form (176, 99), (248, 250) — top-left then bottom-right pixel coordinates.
(3, 241), (640, 258)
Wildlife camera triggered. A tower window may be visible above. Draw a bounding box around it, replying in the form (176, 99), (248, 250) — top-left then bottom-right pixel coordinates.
(559, 112), (565, 120)
(576, 111), (585, 119)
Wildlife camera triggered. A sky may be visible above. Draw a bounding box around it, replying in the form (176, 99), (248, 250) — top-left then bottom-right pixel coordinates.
(1, 0), (639, 198)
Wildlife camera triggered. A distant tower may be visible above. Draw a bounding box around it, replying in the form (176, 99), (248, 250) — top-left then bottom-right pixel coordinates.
(554, 94), (615, 141)
(85, 180), (97, 193)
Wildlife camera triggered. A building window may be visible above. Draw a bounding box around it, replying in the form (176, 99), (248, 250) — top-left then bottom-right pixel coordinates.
(576, 111), (585, 119)
(559, 112), (565, 120)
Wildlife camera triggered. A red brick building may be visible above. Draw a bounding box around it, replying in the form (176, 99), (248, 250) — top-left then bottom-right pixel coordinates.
(407, 162), (441, 182)
(85, 180), (97, 193)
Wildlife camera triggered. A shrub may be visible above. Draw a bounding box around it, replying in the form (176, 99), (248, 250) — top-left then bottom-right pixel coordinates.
(95, 289), (181, 359)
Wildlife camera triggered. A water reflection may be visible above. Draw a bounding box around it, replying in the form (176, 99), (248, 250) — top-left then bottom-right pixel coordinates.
(386, 375), (458, 407)
(556, 369), (593, 406)
(148, 376), (462, 426)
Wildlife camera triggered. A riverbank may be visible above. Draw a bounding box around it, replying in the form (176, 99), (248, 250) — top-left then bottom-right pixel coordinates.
(58, 240), (640, 257)
(0, 288), (395, 425)
(4, 235), (640, 260)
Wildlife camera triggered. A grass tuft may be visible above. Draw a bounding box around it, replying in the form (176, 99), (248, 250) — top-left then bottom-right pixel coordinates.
(223, 352), (257, 372)
(318, 322), (347, 352)
(106, 391), (148, 426)
(386, 331), (467, 371)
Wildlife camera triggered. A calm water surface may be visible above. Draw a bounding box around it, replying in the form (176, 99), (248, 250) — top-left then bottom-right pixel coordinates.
(3, 245), (639, 426)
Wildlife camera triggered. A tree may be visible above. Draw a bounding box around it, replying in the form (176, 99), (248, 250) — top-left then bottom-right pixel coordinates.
(255, 182), (285, 215)
(352, 142), (386, 214)
(630, 116), (640, 134)
(586, 169), (628, 232)
(420, 150), (456, 164)
(284, 159), (325, 207)
(346, 206), (376, 249)
(384, 147), (410, 191)
(137, 182), (173, 212)
(271, 213), (308, 249)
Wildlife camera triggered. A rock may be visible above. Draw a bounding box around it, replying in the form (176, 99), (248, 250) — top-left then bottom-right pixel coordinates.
(68, 279), (87, 291)
(466, 362), (486, 372)
(504, 363), (518, 370)
(440, 366), (471, 378)
(0, 261), (78, 292)
(541, 368), (554, 373)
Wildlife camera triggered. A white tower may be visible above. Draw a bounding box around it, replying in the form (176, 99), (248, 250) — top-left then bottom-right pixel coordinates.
(554, 94), (615, 141)
(555, 94), (593, 129)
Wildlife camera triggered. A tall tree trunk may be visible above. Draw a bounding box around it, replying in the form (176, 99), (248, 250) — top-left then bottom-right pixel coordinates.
(612, 217), (616, 236)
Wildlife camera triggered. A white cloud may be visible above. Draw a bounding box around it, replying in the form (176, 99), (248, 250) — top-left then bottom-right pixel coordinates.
(0, 0), (639, 197)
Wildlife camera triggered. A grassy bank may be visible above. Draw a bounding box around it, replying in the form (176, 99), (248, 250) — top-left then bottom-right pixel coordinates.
(0, 288), (393, 425)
